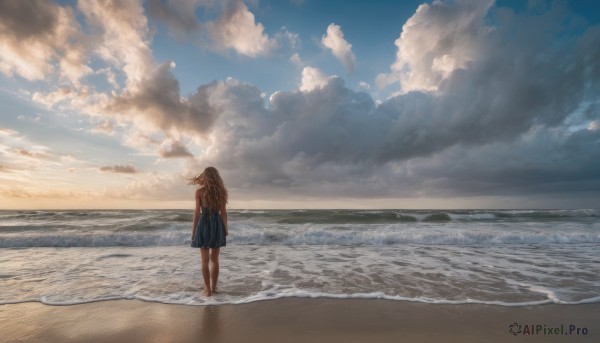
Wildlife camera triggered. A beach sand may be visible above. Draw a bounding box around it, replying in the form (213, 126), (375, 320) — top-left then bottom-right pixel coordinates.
(1, 299), (598, 343)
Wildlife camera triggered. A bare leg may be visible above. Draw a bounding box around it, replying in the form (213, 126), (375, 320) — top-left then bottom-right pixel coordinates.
(200, 248), (211, 296)
(210, 248), (220, 294)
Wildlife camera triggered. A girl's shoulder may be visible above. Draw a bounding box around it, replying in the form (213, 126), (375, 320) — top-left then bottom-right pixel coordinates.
(195, 186), (205, 197)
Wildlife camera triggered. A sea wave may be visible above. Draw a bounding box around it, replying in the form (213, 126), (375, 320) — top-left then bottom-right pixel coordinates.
(1, 209), (597, 228)
(2, 227), (599, 247)
(0, 232), (190, 247)
(242, 209), (600, 224)
(232, 227), (600, 245)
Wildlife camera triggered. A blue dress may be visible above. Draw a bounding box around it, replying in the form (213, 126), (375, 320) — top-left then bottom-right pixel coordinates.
(191, 207), (226, 248)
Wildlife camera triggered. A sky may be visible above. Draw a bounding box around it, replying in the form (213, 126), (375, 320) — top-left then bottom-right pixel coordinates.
(0, 0), (599, 210)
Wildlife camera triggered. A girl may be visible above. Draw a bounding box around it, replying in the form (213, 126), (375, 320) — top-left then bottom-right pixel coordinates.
(189, 167), (228, 296)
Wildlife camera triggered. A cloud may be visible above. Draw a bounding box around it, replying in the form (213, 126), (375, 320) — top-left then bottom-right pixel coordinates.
(106, 61), (225, 136)
(176, 1), (600, 202)
(0, 186), (88, 199)
(158, 140), (194, 158)
(186, 77), (380, 193)
(99, 164), (138, 174)
(121, 130), (162, 154)
(275, 26), (301, 50)
(103, 171), (191, 200)
(376, 0), (493, 93)
(10, 148), (53, 160)
(95, 67), (120, 89)
(0, 0), (90, 83)
(299, 67), (332, 92)
(14, 148), (35, 158)
(4, 0), (600, 206)
(0, 128), (19, 136)
(25, 0), (158, 121)
(207, 0), (276, 57)
(147, 0), (204, 38)
(370, 0), (600, 163)
(289, 52), (303, 66)
(0, 135), (85, 193)
(32, 87), (74, 108)
(90, 120), (115, 136)
(78, 0), (154, 88)
(27, 0), (218, 143)
(148, 0), (278, 58)
(321, 23), (356, 72)
(402, 126), (600, 198)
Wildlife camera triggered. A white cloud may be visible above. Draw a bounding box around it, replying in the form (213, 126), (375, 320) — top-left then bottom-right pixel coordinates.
(31, 85), (110, 117)
(0, 128), (19, 137)
(321, 23), (356, 72)
(358, 81), (370, 90)
(289, 52), (303, 66)
(0, 133), (86, 189)
(207, 0), (276, 57)
(0, 0), (91, 83)
(103, 171), (191, 201)
(121, 130), (162, 155)
(29, 0), (214, 145)
(376, 0), (493, 93)
(90, 120), (115, 136)
(275, 26), (301, 50)
(32, 87), (74, 108)
(78, 0), (154, 89)
(149, 0), (279, 58)
(299, 67), (331, 92)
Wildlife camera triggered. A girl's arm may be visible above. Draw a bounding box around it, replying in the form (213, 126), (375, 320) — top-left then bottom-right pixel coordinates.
(191, 188), (202, 239)
(221, 203), (228, 236)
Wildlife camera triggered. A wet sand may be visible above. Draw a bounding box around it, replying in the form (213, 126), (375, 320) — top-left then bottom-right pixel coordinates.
(0, 299), (598, 343)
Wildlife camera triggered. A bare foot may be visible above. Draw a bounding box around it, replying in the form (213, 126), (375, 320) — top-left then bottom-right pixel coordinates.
(203, 288), (212, 297)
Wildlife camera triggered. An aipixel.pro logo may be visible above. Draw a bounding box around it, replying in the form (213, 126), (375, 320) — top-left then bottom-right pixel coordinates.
(509, 322), (589, 336)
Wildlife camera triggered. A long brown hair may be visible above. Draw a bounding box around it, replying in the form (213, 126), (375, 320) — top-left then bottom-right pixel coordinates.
(188, 166), (228, 210)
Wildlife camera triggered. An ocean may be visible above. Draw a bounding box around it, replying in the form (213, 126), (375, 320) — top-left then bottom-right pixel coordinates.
(1, 209), (599, 306)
